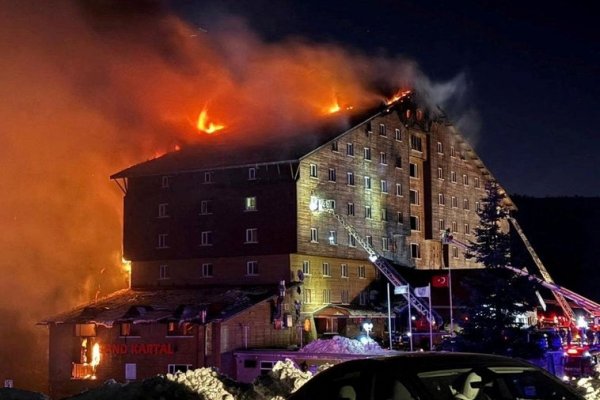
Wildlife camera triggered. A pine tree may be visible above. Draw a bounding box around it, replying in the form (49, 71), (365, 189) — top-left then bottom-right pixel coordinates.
(457, 181), (539, 356)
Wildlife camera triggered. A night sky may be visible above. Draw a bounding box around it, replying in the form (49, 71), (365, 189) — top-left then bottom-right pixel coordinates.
(172, 0), (599, 197)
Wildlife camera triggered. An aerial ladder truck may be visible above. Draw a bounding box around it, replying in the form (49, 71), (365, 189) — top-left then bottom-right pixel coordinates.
(309, 196), (440, 325)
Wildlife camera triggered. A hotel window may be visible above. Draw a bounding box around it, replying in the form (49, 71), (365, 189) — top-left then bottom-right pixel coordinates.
(452, 247), (459, 258)
(364, 176), (372, 190)
(381, 208), (389, 221)
(395, 156), (402, 168)
(341, 290), (349, 304)
(158, 203), (169, 218)
(245, 228), (258, 243)
(364, 205), (372, 219)
(359, 291), (368, 305)
(463, 174), (469, 185)
(347, 202), (355, 216)
(200, 200), (213, 215)
(464, 223), (470, 235)
(381, 179), (388, 193)
(452, 221), (458, 233)
(410, 135), (422, 151)
(125, 363), (137, 381)
(451, 171), (457, 183)
(246, 260), (259, 276)
(358, 265), (366, 278)
(463, 198), (470, 210)
(331, 140), (339, 152)
(328, 168), (336, 182)
(451, 196), (457, 208)
(159, 264), (169, 280)
(396, 183), (403, 196)
(322, 289), (331, 303)
(439, 219), (446, 231)
(244, 196), (257, 211)
(395, 128), (402, 141)
(410, 216), (420, 231)
(476, 201), (481, 212)
(157, 233), (168, 249)
(474, 177), (481, 188)
(439, 193), (445, 206)
(201, 263), (213, 278)
(309, 163), (318, 178)
(438, 167), (444, 180)
(366, 121), (372, 134)
(120, 322), (138, 337)
(322, 262), (331, 277)
(347, 172), (355, 186)
(161, 176), (171, 189)
(310, 228), (318, 243)
(341, 264), (348, 278)
(168, 321), (193, 336)
(379, 123), (386, 136)
(380, 152), (387, 165)
(204, 171), (213, 183)
(410, 189), (420, 205)
(200, 231), (213, 246)
(168, 365), (192, 375)
(302, 260), (310, 275)
(451, 146), (456, 158)
(347, 142), (354, 156)
(397, 211), (404, 224)
(348, 233), (356, 248)
(364, 147), (371, 161)
(366, 235), (373, 247)
(411, 243), (421, 259)
(437, 142), (443, 154)
(382, 237), (390, 251)
(409, 163), (418, 178)
(303, 288), (312, 304)
(329, 230), (338, 245)
(248, 167), (256, 180)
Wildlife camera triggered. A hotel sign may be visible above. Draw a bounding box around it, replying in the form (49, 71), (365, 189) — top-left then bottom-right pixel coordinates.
(101, 343), (175, 355)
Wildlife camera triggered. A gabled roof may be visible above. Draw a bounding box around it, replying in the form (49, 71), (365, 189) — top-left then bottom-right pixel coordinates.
(40, 285), (294, 327)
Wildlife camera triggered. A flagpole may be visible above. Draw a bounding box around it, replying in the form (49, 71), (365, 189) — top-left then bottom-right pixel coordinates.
(428, 283), (433, 351)
(449, 263), (454, 338)
(408, 284), (413, 351)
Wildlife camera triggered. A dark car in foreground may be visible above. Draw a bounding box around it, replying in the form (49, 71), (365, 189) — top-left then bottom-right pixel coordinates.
(288, 352), (584, 400)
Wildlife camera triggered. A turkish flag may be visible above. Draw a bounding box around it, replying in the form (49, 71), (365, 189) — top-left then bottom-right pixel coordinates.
(432, 274), (449, 288)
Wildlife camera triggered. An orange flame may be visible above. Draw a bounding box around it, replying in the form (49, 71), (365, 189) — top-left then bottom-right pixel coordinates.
(386, 89), (412, 105)
(325, 94), (353, 114)
(197, 106), (225, 134)
(91, 343), (101, 368)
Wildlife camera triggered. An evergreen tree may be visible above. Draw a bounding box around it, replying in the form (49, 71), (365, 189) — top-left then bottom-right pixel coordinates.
(456, 181), (539, 356)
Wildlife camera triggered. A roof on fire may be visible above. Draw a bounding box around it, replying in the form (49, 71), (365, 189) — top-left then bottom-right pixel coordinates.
(39, 284), (297, 327)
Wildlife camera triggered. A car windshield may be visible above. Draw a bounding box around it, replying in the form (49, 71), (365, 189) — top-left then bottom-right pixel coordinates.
(414, 366), (578, 400)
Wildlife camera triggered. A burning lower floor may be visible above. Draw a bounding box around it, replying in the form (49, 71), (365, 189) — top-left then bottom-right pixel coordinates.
(40, 285), (389, 399)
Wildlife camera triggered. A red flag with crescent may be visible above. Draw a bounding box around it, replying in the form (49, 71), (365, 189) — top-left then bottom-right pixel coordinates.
(432, 274), (449, 288)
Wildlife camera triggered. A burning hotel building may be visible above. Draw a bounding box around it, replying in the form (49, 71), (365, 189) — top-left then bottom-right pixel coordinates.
(41, 93), (510, 398)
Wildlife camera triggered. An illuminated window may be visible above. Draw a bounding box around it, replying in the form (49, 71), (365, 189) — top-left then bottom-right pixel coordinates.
(328, 230), (337, 245)
(396, 183), (403, 196)
(120, 322), (139, 337)
(157, 233), (168, 249)
(410, 135), (422, 151)
(380, 152), (387, 165)
(303, 288), (312, 303)
(201, 263), (213, 277)
(341, 264), (348, 278)
(125, 363), (137, 381)
(347, 202), (355, 216)
(200, 200), (213, 215)
(409, 163), (418, 178)
(302, 260), (310, 275)
(347, 172), (355, 186)
(438, 167), (444, 180)
(364, 176), (371, 190)
(410, 216), (420, 231)
(451, 196), (458, 208)
(395, 128), (402, 141)
(158, 203), (169, 218)
(410, 190), (420, 205)
(245, 228), (258, 243)
(328, 168), (336, 182)
(411, 243), (421, 259)
(167, 321), (193, 336)
(246, 260), (259, 276)
(382, 237), (390, 251)
(381, 180), (388, 193)
(200, 231), (212, 246)
(358, 265), (366, 278)
(322, 289), (331, 303)
(364, 147), (371, 161)
(379, 123), (386, 136)
(364, 205), (372, 219)
(310, 228), (318, 243)
(322, 262), (331, 277)
(439, 193), (445, 206)
(309, 164), (318, 178)
(244, 196), (257, 211)
(248, 167), (256, 180)
(204, 171), (213, 183)
(464, 223), (470, 235)
(159, 264), (169, 280)
(161, 176), (171, 189)
(346, 142), (354, 156)
(348, 233), (356, 248)
(437, 142), (443, 154)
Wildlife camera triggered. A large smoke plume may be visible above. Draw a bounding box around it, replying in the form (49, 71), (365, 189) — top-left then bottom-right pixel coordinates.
(0, 0), (468, 391)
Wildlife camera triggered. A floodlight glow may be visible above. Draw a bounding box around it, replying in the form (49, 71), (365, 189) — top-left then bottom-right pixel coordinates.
(309, 196), (319, 211)
(368, 255), (377, 262)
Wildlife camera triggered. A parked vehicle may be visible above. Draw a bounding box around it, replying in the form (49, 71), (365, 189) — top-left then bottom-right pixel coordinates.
(563, 345), (599, 379)
(288, 352), (584, 400)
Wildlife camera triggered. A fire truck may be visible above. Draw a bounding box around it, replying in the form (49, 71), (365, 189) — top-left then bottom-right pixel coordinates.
(562, 345), (599, 379)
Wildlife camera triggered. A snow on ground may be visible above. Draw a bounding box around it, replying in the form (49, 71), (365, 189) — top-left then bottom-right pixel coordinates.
(298, 335), (391, 355)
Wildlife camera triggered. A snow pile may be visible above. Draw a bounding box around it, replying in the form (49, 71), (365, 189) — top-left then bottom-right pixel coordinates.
(299, 335), (389, 354)
(165, 368), (243, 400)
(251, 359), (314, 399)
(574, 377), (600, 400)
